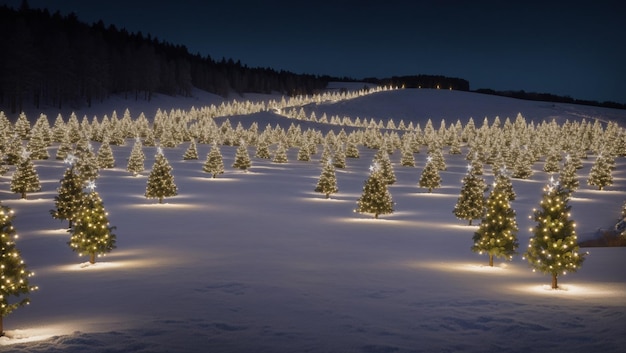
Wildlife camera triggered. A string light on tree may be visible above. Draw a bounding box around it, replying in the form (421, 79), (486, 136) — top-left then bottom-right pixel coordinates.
(523, 180), (586, 289)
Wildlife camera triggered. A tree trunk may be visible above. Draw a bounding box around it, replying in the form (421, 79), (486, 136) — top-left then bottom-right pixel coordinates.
(159, 197), (163, 204)
(325, 194), (330, 199)
(374, 213), (379, 219)
(551, 273), (558, 289)
(0, 315), (3, 336)
(468, 219), (472, 226)
(68, 219), (73, 229)
(89, 253), (96, 264)
(21, 191), (26, 199)
(489, 254), (494, 267)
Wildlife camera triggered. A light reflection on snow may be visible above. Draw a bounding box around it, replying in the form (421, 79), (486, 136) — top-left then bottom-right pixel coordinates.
(510, 282), (626, 299)
(410, 260), (528, 276)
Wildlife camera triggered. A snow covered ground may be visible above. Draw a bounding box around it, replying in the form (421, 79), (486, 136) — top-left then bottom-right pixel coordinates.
(1, 87), (625, 352)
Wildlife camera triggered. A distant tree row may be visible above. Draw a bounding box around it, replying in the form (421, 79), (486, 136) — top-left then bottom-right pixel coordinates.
(474, 88), (626, 110)
(0, 4), (329, 113)
(362, 75), (470, 91)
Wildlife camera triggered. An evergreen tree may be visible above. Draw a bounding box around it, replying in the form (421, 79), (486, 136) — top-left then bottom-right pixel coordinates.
(297, 143), (310, 161)
(55, 130), (74, 160)
(493, 168), (516, 201)
(13, 112), (31, 140)
(68, 184), (117, 264)
(183, 138), (199, 160)
(272, 143), (288, 163)
(511, 146), (534, 179)
(453, 165), (487, 225)
(332, 144), (346, 169)
(96, 139), (116, 169)
(126, 138), (146, 176)
(232, 144), (252, 171)
(314, 160), (339, 199)
(355, 163), (394, 219)
(10, 151), (41, 199)
(472, 181), (519, 266)
(400, 142), (416, 167)
(50, 164), (85, 228)
(374, 149), (396, 185)
(559, 159), (579, 195)
(587, 152), (613, 190)
(203, 144), (225, 178)
(255, 139), (271, 159)
(74, 145), (99, 185)
(418, 156), (442, 193)
(25, 125), (49, 160)
(145, 149), (178, 203)
(543, 148), (561, 174)
(524, 182), (586, 289)
(345, 141), (360, 158)
(0, 202), (37, 336)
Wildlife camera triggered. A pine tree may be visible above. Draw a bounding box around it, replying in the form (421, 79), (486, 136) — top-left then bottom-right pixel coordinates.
(315, 160), (339, 199)
(418, 156), (442, 193)
(145, 149), (178, 203)
(543, 148), (561, 174)
(203, 144), (225, 178)
(55, 130), (74, 160)
(272, 143), (288, 163)
(587, 152), (613, 190)
(10, 151), (41, 199)
(374, 149), (396, 185)
(255, 139), (271, 159)
(559, 159), (579, 195)
(453, 165), (487, 225)
(297, 143), (311, 161)
(346, 141), (360, 158)
(232, 144), (252, 171)
(332, 144), (346, 169)
(472, 181), (519, 266)
(0, 202), (37, 336)
(68, 185), (117, 264)
(13, 112), (31, 139)
(50, 165), (85, 228)
(183, 138), (199, 160)
(126, 138), (146, 176)
(25, 124), (50, 160)
(512, 146), (534, 179)
(96, 139), (116, 169)
(355, 163), (394, 219)
(493, 168), (516, 201)
(75, 145), (99, 185)
(524, 182), (586, 289)
(400, 142), (416, 167)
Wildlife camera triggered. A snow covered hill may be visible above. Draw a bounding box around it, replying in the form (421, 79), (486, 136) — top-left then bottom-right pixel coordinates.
(1, 87), (625, 353)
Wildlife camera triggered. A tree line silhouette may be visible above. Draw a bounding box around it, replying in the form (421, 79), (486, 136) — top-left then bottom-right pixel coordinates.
(0, 4), (331, 113)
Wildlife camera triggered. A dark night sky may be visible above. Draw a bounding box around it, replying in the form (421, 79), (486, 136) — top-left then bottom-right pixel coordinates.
(3, 0), (626, 103)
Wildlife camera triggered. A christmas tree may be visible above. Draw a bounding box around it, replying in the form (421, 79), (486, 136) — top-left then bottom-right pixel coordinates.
(255, 139), (271, 159)
(203, 144), (225, 178)
(587, 152), (614, 190)
(0, 202), (37, 336)
(453, 165), (487, 225)
(232, 144), (252, 171)
(400, 142), (416, 167)
(96, 138), (116, 169)
(374, 149), (396, 185)
(55, 130), (74, 160)
(74, 141), (99, 185)
(10, 150), (42, 199)
(145, 148), (178, 203)
(493, 167), (516, 201)
(332, 144), (346, 169)
(559, 158), (579, 196)
(50, 162), (85, 228)
(524, 180), (586, 289)
(418, 156), (442, 193)
(183, 138), (199, 160)
(126, 138), (146, 176)
(355, 163), (394, 219)
(314, 160), (339, 199)
(272, 143), (288, 163)
(68, 183), (117, 264)
(472, 180), (519, 266)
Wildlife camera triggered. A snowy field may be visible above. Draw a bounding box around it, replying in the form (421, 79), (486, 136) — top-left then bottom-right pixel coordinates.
(1, 88), (626, 352)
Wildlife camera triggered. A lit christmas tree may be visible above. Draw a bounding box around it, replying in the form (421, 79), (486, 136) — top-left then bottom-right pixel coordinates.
(50, 160), (85, 228)
(493, 168), (516, 201)
(374, 149), (396, 185)
(559, 158), (579, 196)
(346, 141), (360, 158)
(297, 143), (311, 161)
(255, 139), (271, 159)
(183, 138), (199, 160)
(25, 123), (50, 160)
(472, 179), (519, 266)
(587, 152), (614, 190)
(272, 143), (288, 163)
(232, 143), (252, 171)
(355, 163), (394, 219)
(418, 156), (442, 193)
(314, 160), (338, 199)
(400, 142), (416, 167)
(96, 138), (116, 169)
(543, 148), (561, 174)
(203, 143), (225, 178)
(0, 202), (37, 336)
(55, 130), (74, 160)
(145, 148), (178, 203)
(74, 141), (99, 185)
(511, 146), (534, 179)
(524, 180), (586, 289)
(332, 144), (346, 169)
(10, 150), (41, 199)
(68, 182), (117, 264)
(126, 138), (146, 176)
(453, 164), (487, 225)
